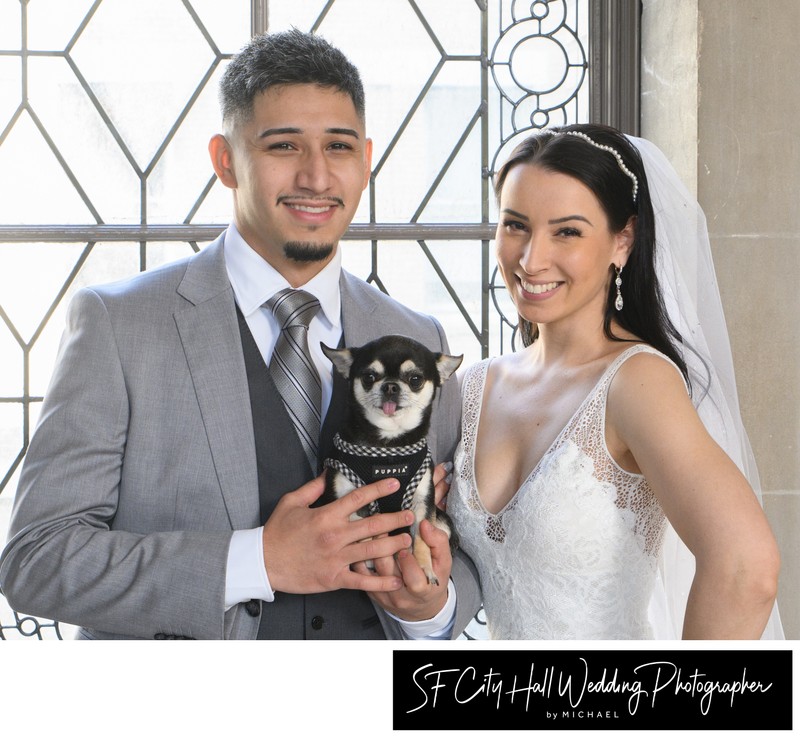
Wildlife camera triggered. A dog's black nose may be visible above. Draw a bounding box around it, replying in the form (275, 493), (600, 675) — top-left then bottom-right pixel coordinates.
(382, 382), (400, 398)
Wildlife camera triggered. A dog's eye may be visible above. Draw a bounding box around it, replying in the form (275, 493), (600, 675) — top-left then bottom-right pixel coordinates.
(408, 374), (424, 391)
(361, 372), (377, 390)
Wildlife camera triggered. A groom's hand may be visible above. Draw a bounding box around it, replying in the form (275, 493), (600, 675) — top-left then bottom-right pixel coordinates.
(262, 475), (413, 595)
(356, 519), (451, 622)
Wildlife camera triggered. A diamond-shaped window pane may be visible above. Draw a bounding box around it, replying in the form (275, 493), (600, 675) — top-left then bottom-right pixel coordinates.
(26, 0), (97, 50)
(416, 123), (484, 224)
(0, 111), (96, 224)
(371, 60), (484, 223)
(146, 65), (227, 224)
(27, 56), (140, 224)
(69, 0), (217, 169)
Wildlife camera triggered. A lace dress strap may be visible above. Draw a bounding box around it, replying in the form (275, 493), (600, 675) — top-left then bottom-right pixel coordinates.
(458, 358), (492, 458)
(561, 343), (681, 555)
(600, 344), (688, 395)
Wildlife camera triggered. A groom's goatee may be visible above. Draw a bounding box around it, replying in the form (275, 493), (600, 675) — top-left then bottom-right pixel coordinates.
(283, 241), (334, 262)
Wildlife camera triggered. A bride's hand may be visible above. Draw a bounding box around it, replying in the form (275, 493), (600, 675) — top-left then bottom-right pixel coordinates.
(433, 461), (454, 511)
(357, 520), (452, 622)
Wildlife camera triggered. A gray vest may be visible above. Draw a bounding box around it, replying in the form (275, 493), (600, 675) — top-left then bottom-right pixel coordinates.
(236, 307), (385, 639)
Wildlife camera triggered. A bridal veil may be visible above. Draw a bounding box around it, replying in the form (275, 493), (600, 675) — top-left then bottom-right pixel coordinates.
(630, 136), (784, 639)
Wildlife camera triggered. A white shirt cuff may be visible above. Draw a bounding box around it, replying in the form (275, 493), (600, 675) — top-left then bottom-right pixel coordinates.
(387, 579), (457, 639)
(224, 527), (274, 610)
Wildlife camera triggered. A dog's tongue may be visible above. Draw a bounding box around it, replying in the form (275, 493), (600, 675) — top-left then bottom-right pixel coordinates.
(382, 401), (397, 416)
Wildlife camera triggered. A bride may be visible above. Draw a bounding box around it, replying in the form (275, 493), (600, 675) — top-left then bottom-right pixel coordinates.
(448, 124), (782, 639)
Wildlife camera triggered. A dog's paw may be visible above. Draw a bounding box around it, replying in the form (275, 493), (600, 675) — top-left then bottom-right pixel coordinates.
(423, 568), (440, 587)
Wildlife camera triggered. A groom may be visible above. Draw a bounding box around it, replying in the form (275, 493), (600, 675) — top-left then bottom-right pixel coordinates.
(0, 29), (479, 639)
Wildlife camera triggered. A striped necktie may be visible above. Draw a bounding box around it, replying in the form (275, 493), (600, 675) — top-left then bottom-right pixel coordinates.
(265, 288), (322, 469)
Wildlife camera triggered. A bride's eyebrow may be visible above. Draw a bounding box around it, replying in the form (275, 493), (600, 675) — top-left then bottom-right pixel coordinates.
(501, 208), (529, 221)
(501, 209), (594, 227)
(549, 215), (593, 226)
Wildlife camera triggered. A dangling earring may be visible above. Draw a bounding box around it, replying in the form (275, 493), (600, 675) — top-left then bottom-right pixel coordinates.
(614, 265), (624, 311)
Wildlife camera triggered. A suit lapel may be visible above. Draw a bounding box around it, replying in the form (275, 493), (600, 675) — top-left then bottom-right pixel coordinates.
(317, 274), (380, 471)
(173, 236), (260, 530)
(339, 271), (395, 346)
(319, 368), (347, 473)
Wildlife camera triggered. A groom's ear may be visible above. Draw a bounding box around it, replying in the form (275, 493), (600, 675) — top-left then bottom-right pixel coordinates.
(209, 134), (237, 189)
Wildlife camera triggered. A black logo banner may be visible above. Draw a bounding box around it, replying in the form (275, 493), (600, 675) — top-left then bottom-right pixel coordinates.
(393, 649), (792, 731)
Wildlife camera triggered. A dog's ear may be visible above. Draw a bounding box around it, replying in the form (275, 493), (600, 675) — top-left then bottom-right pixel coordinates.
(321, 343), (354, 378)
(436, 353), (463, 384)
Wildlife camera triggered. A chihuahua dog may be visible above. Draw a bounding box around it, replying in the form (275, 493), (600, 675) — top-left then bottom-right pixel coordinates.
(320, 335), (462, 585)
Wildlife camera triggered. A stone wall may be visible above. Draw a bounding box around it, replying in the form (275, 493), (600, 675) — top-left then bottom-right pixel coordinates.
(642, 0), (799, 638)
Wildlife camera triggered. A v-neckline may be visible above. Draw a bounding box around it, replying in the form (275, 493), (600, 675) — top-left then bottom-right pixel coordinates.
(469, 346), (641, 517)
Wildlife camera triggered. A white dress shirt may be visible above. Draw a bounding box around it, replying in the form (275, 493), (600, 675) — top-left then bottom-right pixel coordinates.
(222, 224), (456, 638)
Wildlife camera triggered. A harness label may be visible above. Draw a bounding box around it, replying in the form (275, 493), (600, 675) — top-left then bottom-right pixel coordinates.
(373, 464), (410, 478)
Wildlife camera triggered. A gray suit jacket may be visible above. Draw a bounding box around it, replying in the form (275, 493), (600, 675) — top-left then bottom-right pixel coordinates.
(0, 234), (479, 639)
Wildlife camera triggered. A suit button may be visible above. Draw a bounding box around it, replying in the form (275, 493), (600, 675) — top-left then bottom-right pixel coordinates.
(245, 599), (261, 617)
(311, 615), (325, 630)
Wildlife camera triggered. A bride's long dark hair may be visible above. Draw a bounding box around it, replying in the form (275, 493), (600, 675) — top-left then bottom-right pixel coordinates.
(493, 123), (689, 386)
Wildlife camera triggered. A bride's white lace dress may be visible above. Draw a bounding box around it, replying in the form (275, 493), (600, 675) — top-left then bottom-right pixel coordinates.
(449, 345), (675, 639)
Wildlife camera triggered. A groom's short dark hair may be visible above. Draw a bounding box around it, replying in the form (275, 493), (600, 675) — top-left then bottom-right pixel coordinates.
(219, 28), (366, 129)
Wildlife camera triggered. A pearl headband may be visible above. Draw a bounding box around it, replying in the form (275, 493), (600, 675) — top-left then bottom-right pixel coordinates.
(557, 130), (639, 203)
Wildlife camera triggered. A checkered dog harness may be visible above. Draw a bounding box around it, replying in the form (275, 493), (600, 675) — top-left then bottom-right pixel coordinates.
(324, 433), (433, 515)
